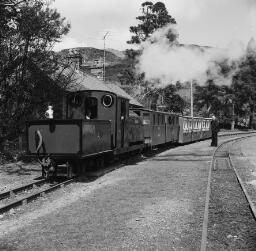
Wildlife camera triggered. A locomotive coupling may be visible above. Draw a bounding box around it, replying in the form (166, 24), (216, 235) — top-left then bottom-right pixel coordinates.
(40, 156), (56, 180)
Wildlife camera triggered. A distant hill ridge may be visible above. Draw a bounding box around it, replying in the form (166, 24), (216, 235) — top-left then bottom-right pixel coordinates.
(59, 47), (125, 67)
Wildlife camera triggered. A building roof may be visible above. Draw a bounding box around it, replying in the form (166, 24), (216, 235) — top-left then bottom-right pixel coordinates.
(106, 83), (143, 108)
(63, 68), (111, 92)
(63, 67), (143, 107)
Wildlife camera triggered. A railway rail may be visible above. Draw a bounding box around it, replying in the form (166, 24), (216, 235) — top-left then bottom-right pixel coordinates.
(1, 131), (254, 217)
(0, 178), (75, 215)
(200, 132), (256, 251)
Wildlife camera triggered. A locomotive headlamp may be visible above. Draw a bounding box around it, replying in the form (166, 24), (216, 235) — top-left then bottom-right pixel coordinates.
(102, 94), (113, 107)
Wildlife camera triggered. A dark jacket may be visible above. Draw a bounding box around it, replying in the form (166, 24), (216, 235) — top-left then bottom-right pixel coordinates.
(211, 119), (220, 134)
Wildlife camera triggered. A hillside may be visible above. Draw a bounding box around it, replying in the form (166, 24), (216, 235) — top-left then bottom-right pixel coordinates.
(59, 47), (125, 66)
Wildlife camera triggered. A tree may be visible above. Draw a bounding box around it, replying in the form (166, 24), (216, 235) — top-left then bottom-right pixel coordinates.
(161, 85), (186, 113)
(123, 1), (179, 108)
(232, 53), (256, 128)
(0, 0), (70, 149)
(127, 1), (177, 44)
(194, 80), (223, 117)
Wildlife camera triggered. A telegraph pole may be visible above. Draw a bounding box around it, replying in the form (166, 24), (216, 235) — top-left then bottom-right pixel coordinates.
(103, 31), (109, 82)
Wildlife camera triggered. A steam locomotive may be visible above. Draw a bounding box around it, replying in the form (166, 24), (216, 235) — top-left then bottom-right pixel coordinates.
(26, 83), (212, 179)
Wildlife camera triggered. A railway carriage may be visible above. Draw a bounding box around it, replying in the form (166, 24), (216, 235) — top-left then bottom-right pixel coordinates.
(131, 108), (180, 147)
(178, 116), (211, 143)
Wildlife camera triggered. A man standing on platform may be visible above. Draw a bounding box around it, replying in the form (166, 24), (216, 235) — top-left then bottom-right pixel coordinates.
(211, 115), (219, 147)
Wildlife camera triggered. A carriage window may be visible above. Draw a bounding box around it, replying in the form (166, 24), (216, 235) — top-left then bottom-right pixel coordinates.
(183, 120), (186, 129)
(143, 113), (150, 125)
(153, 114), (156, 125)
(85, 97), (98, 119)
(162, 115), (165, 124)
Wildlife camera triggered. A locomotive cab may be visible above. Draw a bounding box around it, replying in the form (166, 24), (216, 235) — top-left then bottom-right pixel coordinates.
(65, 90), (129, 149)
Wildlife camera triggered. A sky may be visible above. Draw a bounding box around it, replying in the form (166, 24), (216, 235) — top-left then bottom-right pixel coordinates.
(51, 0), (256, 51)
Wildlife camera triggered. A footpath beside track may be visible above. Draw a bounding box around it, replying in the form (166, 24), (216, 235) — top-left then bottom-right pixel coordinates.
(201, 133), (256, 251)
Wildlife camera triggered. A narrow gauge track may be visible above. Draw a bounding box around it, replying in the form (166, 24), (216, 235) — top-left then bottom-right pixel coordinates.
(200, 133), (256, 251)
(1, 131), (254, 216)
(0, 178), (75, 215)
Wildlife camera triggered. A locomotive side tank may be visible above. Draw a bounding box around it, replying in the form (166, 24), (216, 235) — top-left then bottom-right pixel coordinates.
(27, 119), (111, 157)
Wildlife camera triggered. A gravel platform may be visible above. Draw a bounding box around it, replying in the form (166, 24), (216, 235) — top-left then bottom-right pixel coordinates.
(0, 134), (255, 250)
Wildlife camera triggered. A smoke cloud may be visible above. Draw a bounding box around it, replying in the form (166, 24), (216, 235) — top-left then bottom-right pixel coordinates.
(136, 25), (246, 87)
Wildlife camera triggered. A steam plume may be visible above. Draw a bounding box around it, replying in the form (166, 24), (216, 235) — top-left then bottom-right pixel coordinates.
(136, 25), (246, 87)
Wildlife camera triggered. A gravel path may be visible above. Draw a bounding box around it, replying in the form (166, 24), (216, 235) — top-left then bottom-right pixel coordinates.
(207, 140), (256, 250)
(0, 134), (255, 250)
(231, 137), (256, 213)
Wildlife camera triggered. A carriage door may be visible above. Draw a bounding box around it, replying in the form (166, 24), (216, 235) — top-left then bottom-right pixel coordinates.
(120, 99), (126, 147)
